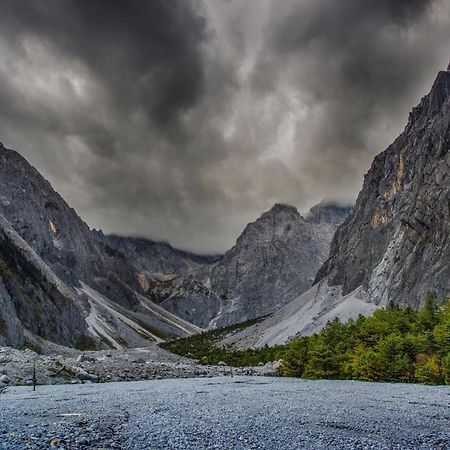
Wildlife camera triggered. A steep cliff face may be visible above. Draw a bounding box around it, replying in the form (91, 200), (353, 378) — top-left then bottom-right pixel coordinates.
(0, 143), (201, 348)
(227, 68), (450, 349)
(0, 145), (142, 309)
(316, 69), (450, 307)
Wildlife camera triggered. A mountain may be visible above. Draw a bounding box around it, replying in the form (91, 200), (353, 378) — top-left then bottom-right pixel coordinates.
(0, 140), (349, 348)
(205, 202), (351, 328)
(227, 66), (450, 348)
(97, 234), (223, 329)
(104, 202), (350, 330)
(0, 143), (201, 349)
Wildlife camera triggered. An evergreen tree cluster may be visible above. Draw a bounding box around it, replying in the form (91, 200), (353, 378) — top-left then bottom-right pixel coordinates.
(278, 293), (450, 385)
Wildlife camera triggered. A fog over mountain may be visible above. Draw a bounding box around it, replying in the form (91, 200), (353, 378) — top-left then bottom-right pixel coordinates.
(1, 0), (449, 252)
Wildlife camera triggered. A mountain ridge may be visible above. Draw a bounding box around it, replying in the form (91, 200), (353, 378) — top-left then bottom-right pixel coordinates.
(0, 140), (350, 348)
(227, 67), (450, 348)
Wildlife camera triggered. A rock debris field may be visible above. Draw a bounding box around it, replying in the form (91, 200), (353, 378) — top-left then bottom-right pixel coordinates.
(1, 376), (449, 450)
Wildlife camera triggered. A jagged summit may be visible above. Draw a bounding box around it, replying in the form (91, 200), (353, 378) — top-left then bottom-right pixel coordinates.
(419, 69), (450, 116)
(266, 203), (301, 216)
(203, 200), (350, 328)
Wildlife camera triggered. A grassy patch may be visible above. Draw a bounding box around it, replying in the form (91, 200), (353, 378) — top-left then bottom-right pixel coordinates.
(160, 317), (283, 367)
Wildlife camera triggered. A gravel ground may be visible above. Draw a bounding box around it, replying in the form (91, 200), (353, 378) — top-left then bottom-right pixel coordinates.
(0, 377), (449, 450)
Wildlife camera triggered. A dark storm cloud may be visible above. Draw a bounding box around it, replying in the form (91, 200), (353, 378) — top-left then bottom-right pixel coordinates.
(250, 0), (450, 201)
(1, 0), (206, 126)
(0, 0), (449, 252)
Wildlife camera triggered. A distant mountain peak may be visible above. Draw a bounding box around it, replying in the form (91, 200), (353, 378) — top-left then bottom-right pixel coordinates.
(265, 203), (302, 218)
(306, 201), (353, 226)
(270, 202), (298, 212)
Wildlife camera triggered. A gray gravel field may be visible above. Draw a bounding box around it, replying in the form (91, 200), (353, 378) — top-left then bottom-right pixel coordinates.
(0, 376), (449, 450)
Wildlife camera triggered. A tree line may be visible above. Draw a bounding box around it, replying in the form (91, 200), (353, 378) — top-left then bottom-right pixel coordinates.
(162, 293), (450, 385)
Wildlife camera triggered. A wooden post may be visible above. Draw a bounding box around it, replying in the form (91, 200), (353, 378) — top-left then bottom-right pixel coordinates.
(33, 363), (36, 391)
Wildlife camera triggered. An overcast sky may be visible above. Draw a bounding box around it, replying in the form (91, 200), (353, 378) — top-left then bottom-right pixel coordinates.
(1, 0), (449, 253)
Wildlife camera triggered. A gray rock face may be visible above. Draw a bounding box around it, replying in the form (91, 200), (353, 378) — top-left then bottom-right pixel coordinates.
(0, 144), (201, 348)
(228, 68), (450, 349)
(0, 138), (350, 347)
(207, 203), (351, 328)
(0, 145), (140, 309)
(316, 69), (450, 307)
(0, 213), (89, 348)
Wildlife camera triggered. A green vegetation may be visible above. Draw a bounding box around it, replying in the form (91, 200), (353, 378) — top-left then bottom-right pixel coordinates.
(160, 317), (283, 367)
(74, 333), (99, 351)
(278, 293), (450, 385)
(162, 293), (450, 385)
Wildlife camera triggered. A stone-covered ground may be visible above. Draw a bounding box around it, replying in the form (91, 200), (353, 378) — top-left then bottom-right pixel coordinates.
(0, 376), (449, 450)
(0, 345), (277, 388)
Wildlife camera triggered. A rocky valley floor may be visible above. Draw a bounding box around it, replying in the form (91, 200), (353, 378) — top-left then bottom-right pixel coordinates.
(0, 345), (277, 387)
(1, 376), (449, 450)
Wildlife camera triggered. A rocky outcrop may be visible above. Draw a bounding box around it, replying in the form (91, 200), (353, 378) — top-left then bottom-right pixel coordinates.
(228, 66), (450, 348)
(315, 68), (450, 307)
(160, 279), (222, 329)
(207, 203), (351, 328)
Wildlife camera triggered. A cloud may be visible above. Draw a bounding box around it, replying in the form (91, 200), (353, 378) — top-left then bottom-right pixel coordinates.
(0, 0), (449, 252)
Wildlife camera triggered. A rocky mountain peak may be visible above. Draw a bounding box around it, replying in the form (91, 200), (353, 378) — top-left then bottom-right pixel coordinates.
(411, 69), (450, 119)
(306, 201), (352, 226)
(265, 203), (302, 217)
(316, 68), (450, 307)
(205, 200), (350, 328)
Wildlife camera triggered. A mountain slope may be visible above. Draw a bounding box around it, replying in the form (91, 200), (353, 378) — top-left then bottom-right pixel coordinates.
(103, 201), (350, 330)
(0, 143), (201, 348)
(316, 69), (450, 306)
(0, 140), (350, 347)
(227, 66), (450, 348)
(0, 213), (89, 348)
(206, 203), (351, 328)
